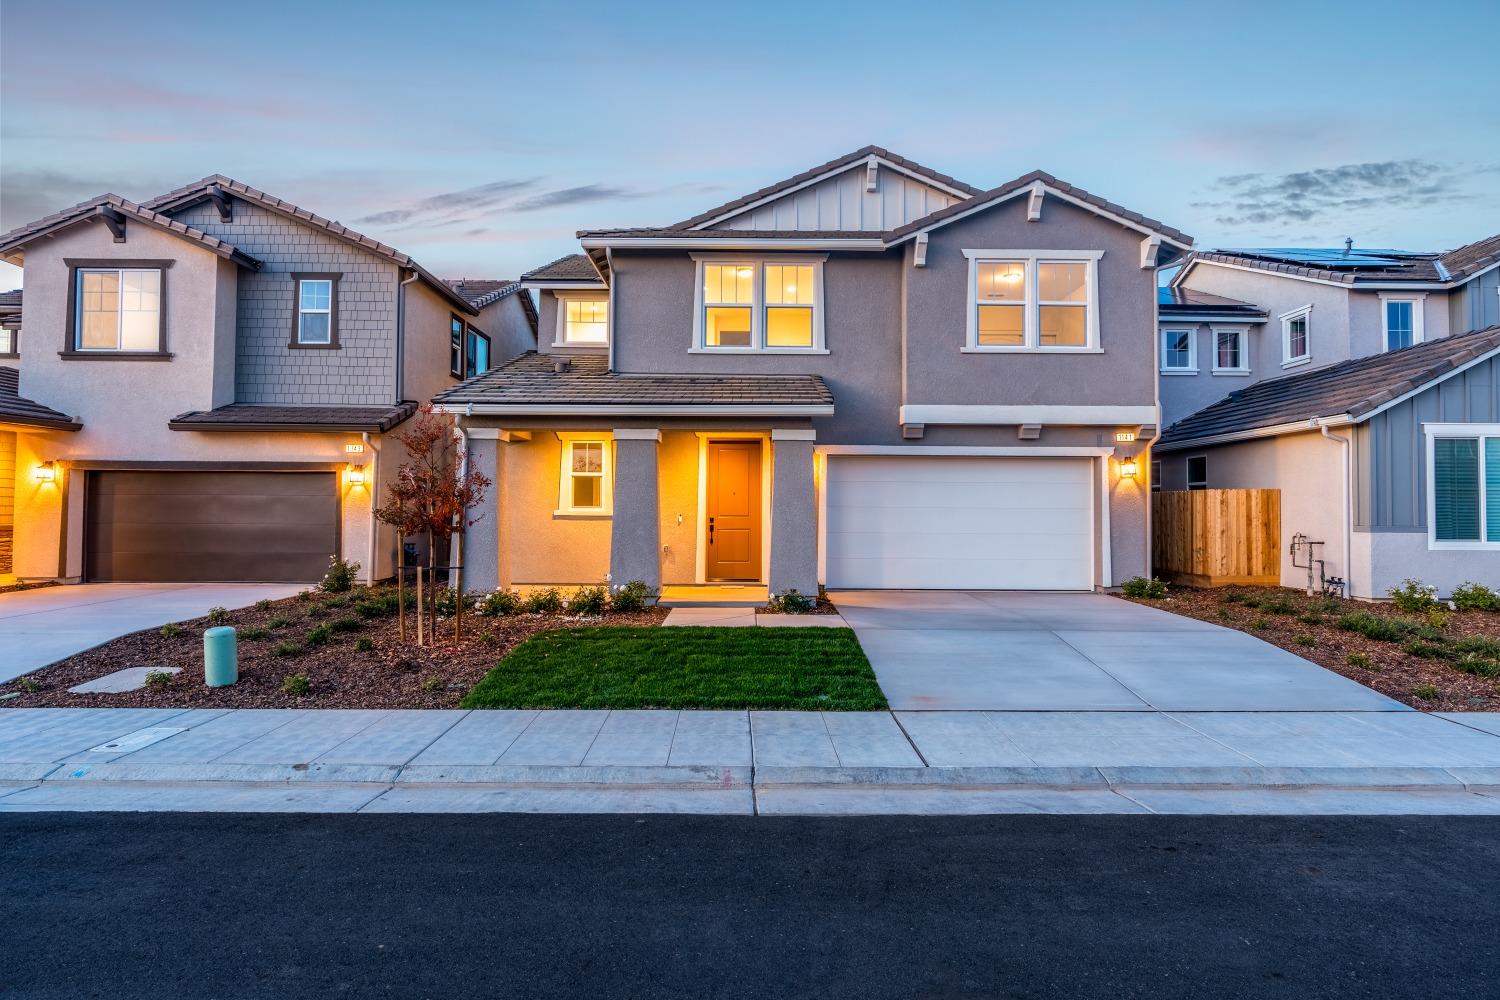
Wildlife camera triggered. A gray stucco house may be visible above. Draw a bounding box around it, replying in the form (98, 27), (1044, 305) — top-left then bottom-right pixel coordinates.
(0, 177), (537, 584)
(435, 146), (1191, 597)
(1155, 236), (1500, 599)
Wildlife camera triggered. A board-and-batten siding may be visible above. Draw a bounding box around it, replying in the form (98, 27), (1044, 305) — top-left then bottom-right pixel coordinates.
(1449, 269), (1500, 335)
(718, 166), (961, 232)
(1355, 353), (1500, 531)
(0, 430), (14, 574)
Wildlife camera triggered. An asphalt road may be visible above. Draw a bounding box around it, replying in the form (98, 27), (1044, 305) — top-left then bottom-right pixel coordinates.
(3, 813), (1498, 999)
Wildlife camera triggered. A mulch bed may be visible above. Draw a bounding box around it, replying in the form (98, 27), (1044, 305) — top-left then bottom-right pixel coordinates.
(0, 586), (665, 710)
(0, 581), (59, 595)
(1121, 585), (1500, 711)
(755, 593), (842, 615)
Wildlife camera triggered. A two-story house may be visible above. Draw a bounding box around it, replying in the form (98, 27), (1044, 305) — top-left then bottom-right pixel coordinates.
(0, 177), (536, 585)
(1152, 237), (1500, 598)
(433, 146), (1192, 597)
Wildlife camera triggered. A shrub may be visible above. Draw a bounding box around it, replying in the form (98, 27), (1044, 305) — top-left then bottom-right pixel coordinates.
(1413, 684), (1440, 701)
(1388, 578), (1439, 614)
(1297, 613), (1324, 625)
(420, 676), (445, 693)
(325, 595), (350, 609)
(1454, 652), (1500, 678)
(1427, 609), (1451, 630)
(268, 615), (291, 630)
(522, 588), (563, 614)
(1452, 635), (1500, 660)
(320, 556), (360, 593)
(15, 676), (42, 693)
(305, 605), (327, 620)
(1451, 582), (1500, 612)
(354, 593), (399, 619)
(1401, 640), (1447, 659)
(1250, 617), (1270, 630)
(478, 631), (498, 647)
(305, 624), (333, 647)
(1295, 635), (1316, 648)
(272, 641), (302, 657)
(239, 627), (269, 642)
(254, 599), (273, 612)
(331, 615), (362, 634)
(297, 590), (313, 602)
(610, 580), (654, 613)
(477, 589), (521, 617)
(1261, 597), (1297, 615)
(767, 589), (815, 614)
(1337, 612), (1443, 644)
(433, 586), (474, 617)
(1346, 652), (1373, 670)
(1120, 576), (1168, 599)
(1216, 609), (1232, 621)
(354, 637), (375, 653)
(281, 673), (311, 696)
(1222, 591), (1253, 605)
(159, 622), (182, 638)
(144, 669), (173, 689)
(204, 606), (229, 625)
(566, 586), (608, 616)
(1314, 597), (1342, 614)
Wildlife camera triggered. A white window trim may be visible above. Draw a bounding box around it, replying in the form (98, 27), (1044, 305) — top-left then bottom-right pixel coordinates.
(1159, 326), (1197, 374)
(295, 278), (333, 345)
(962, 249), (1103, 353)
(689, 254), (829, 354)
(75, 266), (163, 352)
(1186, 454), (1208, 491)
(1424, 422), (1500, 551)
(553, 291), (610, 348)
(1378, 291), (1426, 351)
(1279, 304), (1313, 368)
(555, 433), (613, 517)
(1210, 325), (1251, 375)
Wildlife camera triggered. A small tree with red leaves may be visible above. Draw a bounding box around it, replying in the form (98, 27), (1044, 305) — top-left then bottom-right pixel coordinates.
(375, 405), (490, 644)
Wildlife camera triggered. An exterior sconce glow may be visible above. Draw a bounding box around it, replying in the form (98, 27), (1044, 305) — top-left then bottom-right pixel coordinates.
(34, 461), (57, 483)
(346, 464), (366, 487)
(1119, 458), (1138, 478)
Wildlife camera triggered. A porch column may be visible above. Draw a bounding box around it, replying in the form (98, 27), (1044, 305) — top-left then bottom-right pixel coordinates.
(609, 429), (662, 591)
(461, 428), (503, 593)
(769, 429), (818, 596)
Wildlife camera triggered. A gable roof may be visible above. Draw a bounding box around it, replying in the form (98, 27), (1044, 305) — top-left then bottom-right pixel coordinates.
(142, 175), (477, 315)
(1158, 286), (1268, 322)
(1180, 247), (1445, 286)
(670, 145), (982, 230)
(431, 352), (833, 415)
(0, 193), (262, 269)
(444, 278), (539, 334)
(1440, 233), (1500, 280)
(1157, 325), (1500, 450)
(0, 367), (80, 431)
(520, 253), (605, 284)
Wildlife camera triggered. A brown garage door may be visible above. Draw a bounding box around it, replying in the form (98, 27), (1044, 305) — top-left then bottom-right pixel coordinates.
(86, 471), (339, 583)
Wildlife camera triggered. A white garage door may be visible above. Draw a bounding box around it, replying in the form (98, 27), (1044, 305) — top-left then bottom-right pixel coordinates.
(824, 456), (1095, 590)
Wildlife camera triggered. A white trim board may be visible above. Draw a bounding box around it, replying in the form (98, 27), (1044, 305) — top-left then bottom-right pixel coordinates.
(898, 404), (1157, 426)
(433, 403), (835, 417)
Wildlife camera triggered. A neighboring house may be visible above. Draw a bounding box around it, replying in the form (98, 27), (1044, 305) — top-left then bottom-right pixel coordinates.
(1154, 326), (1500, 599)
(434, 146), (1191, 596)
(1159, 237), (1500, 428)
(0, 177), (536, 584)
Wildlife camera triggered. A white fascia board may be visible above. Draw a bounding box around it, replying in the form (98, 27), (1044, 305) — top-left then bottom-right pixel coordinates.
(817, 444), (1113, 457)
(1152, 415), (1354, 452)
(520, 280), (607, 291)
(578, 236), (886, 251)
(899, 404), (1158, 426)
(431, 403), (835, 417)
(1158, 313), (1269, 324)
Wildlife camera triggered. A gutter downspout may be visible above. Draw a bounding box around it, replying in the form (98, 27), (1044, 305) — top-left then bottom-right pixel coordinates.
(605, 248), (616, 372)
(363, 431), (381, 585)
(1319, 422), (1353, 598)
(395, 268), (419, 403)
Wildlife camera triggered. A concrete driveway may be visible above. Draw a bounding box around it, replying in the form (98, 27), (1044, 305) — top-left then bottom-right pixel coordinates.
(0, 583), (306, 682)
(833, 591), (1404, 712)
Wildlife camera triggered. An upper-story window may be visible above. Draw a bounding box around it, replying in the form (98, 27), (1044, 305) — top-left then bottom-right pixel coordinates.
(1160, 328), (1196, 373)
(450, 316), (464, 376)
(74, 266), (163, 352)
(1381, 294), (1425, 351)
(1212, 327), (1249, 374)
(1280, 304), (1311, 367)
(291, 274), (339, 348)
(0, 325), (17, 357)
(466, 326), (491, 377)
(1427, 424), (1500, 548)
(691, 256), (826, 353)
(555, 294), (609, 347)
(963, 250), (1100, 352)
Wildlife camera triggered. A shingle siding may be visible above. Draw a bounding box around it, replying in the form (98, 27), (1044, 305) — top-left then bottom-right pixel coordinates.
(171, 201), (397, 405)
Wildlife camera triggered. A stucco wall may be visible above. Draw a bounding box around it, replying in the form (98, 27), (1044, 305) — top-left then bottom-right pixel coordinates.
(1180, 262), (1349, 374)
(1158, 321), (1260, 428)
(402, 278), (464, 405)
(1347, 289), (1450, 357)
(1358, 531), (1500, 600)
(535, 290), (608, 359)
(502, 432), (611, 585)
(475, 293), (537, 367)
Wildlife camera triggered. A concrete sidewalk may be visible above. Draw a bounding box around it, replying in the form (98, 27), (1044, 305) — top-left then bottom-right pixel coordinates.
(5, 707), (1500, 814)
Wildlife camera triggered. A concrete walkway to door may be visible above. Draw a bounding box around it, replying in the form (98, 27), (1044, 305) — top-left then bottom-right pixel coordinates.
(0, 583), (307, 683)
(834, 591), (1404, 712)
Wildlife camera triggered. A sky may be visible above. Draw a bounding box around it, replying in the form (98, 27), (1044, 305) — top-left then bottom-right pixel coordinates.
(2, 0), (1498, 290)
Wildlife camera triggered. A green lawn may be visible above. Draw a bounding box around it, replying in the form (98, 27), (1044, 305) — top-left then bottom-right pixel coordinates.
(461, 626), (887, 710)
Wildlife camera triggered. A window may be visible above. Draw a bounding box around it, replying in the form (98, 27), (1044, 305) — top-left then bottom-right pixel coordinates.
(964, 250), (1101, 351)
(1280, 305), (1311, 366)
(449, 316), (464, 376)
(1381, 295), (1424, 351)
(1186, 456), (1207, 491)
(557, 436), (612, 515)
(0, 326), (16, 357)
(291, 274), (338, 348)
(1427, 425), (1500, 548)
(1212, 326), (1249, 373)
(1151, 459), (1162, 493)
(74, 267), (162, 352)
(466, 327), (491, 377)
(1160, 328), (1196, 373)
(691, 256), (826, 352)
(556, 295), (609, 346)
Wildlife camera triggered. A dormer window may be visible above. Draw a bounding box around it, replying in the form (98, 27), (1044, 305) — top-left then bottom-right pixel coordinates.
(691, 255), (826, 353)
(554, 294), (609, 347)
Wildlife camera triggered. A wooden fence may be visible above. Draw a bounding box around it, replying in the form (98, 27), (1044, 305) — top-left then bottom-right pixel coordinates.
(1152, 488), (1280, 587)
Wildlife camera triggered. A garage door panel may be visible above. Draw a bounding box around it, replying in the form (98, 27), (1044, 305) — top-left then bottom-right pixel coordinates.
(86, 471), (337, 583)
(825, 456), (1094, 591)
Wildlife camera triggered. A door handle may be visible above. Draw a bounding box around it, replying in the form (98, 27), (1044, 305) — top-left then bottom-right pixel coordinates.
(708, 517), (715, 543)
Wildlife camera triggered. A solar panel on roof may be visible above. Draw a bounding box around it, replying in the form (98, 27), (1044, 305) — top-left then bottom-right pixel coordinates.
(1216, 247), (1438, 269)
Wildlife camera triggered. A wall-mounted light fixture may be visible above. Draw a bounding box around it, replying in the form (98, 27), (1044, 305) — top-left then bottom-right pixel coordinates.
(346, 463), (366, 487)
(33, 461), (57, 483)
(1119, 457), (1139, 478)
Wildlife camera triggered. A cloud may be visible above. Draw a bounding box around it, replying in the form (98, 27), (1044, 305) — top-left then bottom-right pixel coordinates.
(0, 169), (178, 232)
(1193, 160), (1491, 229)
(353, 178), (541, 226)
(507, 184), (646, 213)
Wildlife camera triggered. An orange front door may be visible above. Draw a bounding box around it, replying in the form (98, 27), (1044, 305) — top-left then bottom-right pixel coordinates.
(706, 440), (762, 581)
